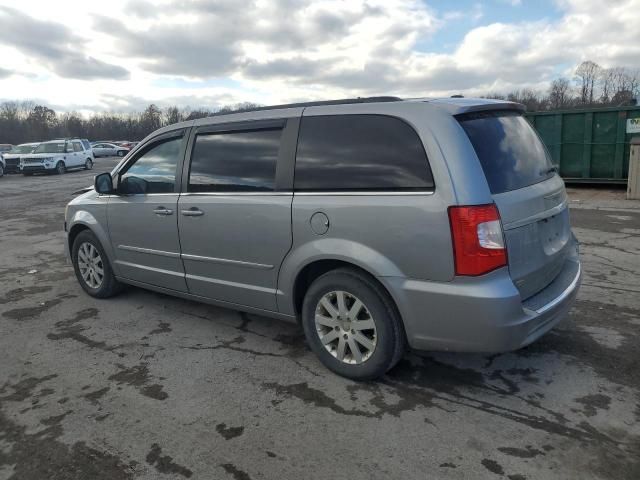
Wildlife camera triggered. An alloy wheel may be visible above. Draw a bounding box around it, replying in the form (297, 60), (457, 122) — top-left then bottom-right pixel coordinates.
(314, 290), (377, 364)
(77, 242), (104, 289)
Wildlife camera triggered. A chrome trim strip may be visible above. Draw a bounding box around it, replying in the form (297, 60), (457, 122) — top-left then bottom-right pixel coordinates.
(535, 262), (581, 314)
(503, 200), (568, 231)
(185, 273), (277, 294)
(294, 191), (435, 196)
(181, 253), (273, 270)
(180, 192), (292, 196)
(101, 193), (179, 197)
(117, 245), (181, 258)
(114, 260), (185, 277)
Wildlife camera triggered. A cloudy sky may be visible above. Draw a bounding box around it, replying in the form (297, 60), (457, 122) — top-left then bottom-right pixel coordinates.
(0, 0), (638, 113)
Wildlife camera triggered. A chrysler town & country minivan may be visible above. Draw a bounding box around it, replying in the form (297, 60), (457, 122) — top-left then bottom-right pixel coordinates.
(64, 97), (581, 379)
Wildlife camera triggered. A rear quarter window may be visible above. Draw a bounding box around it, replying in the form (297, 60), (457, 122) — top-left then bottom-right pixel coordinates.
(294, 114), (434, 191)
(458, 111), (554, 194)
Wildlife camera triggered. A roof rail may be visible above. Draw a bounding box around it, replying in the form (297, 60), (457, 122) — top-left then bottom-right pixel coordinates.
(226, 96), (402, 114)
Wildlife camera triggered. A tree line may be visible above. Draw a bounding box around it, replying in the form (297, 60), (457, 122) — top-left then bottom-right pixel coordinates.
(0, 101), (261, 145)
(1, 61), (638, 145)
(483, 61), (639, 112)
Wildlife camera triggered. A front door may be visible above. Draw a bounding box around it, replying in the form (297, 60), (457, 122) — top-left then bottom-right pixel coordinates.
(107, 131), (188, 292)
(178, 120), (295, 311)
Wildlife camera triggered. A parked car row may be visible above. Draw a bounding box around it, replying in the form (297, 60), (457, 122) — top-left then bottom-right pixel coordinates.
(0, 138), (135, 178)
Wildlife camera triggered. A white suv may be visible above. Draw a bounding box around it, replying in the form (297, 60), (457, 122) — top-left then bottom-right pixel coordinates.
(21, 139), (94, 175)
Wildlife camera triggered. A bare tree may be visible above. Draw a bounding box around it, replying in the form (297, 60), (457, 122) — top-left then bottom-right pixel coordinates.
(575, 61), (602, 104)
(548, 78), (572, 109)
(507, 88), (545, 111)
(165, 106), (183, 125)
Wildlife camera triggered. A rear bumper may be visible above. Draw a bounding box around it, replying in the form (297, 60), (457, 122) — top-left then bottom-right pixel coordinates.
(381, 250), (581, 353)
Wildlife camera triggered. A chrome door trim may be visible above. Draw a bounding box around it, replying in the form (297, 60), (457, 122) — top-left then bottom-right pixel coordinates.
(294, 190), (435, 196)
(180, 192), (293, 196)
(114, 260), (186, 277)
(185, 273), (278, 294)
(181, 253), (274, 270)
(117, 244), (181, 258)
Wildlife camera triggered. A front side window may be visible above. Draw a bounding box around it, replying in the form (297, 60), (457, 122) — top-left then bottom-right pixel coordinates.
(119, 137), (182, 194)
(73, 141), (83, 152)
(188, 129), (281, 192)
(294, 114), (434, 191)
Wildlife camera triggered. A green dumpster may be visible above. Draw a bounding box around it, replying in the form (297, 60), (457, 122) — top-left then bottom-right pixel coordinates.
(526, 106), (640, 184)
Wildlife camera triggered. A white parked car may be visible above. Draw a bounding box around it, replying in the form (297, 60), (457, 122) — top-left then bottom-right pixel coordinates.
(21, 139), (94, 175)
(91, 142), (130, 158)
(2, 142), (39, 174)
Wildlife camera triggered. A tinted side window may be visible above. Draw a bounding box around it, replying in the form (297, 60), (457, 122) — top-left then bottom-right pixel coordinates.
(119, 137), (181, 194)
(295, 115), (433, 191)
(72, 141), (83, 152)
(188, 129), (281, 192)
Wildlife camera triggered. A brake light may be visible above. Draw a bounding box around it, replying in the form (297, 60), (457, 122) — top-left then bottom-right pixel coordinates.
(448, 204), (507, 276)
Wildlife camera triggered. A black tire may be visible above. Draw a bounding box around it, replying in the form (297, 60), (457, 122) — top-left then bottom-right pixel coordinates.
(301, 267), (406, 380)
(84, 158), (93, 170)
(55, 161), (66, 175)
(72, 230), (123, 298)
(117, 150), (126, 157)
(0, 164), (4, 177)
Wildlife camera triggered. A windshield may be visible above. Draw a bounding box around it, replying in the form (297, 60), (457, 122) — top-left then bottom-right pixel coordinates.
(34, 142), (66, 154)
(458, 111), (554, 194)
(10, 145), (35, 154)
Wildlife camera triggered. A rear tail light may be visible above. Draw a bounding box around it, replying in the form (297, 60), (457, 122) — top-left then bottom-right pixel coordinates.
(448, 204), (507, 276)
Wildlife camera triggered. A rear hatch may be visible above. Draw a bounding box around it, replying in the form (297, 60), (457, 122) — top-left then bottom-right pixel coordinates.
(458, 110), (574, 300)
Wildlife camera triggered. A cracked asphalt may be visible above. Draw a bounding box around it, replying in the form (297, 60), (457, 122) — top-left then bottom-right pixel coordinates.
(1, 160), (639, 480)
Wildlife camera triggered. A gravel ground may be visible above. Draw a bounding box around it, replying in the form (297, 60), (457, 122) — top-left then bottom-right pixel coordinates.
(1, 161), (639, 480)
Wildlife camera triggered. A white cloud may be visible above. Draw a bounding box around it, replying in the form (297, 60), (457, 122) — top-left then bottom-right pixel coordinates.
(0, 0), (638, 111)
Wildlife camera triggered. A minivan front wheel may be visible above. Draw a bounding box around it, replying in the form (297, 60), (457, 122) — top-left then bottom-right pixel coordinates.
(84, 158), (93, 170)
(301, 268), (405, 380)
(55, 161), (66, 175)
(72, 230), (122, 298)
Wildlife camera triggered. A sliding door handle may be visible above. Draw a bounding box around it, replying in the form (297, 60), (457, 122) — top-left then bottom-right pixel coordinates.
(181, 207), (204, 217)
(153, 207), (173, 216)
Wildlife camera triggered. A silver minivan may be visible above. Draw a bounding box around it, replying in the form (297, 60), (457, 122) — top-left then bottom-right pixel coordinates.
(65, 97), (581, 379)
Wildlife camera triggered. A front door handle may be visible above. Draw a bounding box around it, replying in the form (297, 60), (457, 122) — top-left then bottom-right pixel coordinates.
(181, 207), (204, 217)
(154, 207), (173, 216)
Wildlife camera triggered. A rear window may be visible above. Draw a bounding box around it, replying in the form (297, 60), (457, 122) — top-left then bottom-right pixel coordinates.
(458, 111), (553, 194)
(295, 114), (433, 191)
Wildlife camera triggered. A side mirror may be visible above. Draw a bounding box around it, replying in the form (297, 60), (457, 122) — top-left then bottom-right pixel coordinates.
(94, 172), (114, 194)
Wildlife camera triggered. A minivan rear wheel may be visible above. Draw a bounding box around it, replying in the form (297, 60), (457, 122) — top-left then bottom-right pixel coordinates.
(301, 268), (406, 380)
(72, 230), (123, 298)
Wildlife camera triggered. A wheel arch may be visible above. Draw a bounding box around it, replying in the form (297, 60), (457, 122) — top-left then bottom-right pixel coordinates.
(67, 211), (116, 270)
(285, 256), (403, 325)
